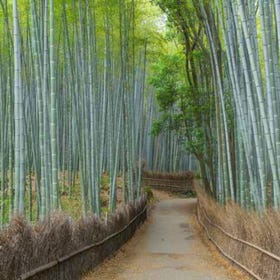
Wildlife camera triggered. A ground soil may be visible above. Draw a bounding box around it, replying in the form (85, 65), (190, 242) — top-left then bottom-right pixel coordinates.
(83, 190), (249, 280)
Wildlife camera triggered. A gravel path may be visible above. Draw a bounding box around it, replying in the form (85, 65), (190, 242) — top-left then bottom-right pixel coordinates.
(84, 193), (248, 280)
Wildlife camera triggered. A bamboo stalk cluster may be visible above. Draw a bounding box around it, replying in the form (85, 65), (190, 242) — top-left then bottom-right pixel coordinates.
(6, 0), (147, 221)
(205, 0), (280, 210)
(154, 0), (280, 211)
(143, 89), (196, 173)
(0, 0), (190, 225)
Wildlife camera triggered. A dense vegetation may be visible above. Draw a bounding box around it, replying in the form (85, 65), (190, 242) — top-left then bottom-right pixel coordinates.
(0, 0), (192, 226)
(1, 0), (280, 228)
(150, 0), (280, 211)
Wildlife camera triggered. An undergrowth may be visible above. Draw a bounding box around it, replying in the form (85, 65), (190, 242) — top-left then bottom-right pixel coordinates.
(0, 174), (125, 224)
(144, 187), (154, 202)
(0, 195), (147, 280)
(196, 184), (280, 280)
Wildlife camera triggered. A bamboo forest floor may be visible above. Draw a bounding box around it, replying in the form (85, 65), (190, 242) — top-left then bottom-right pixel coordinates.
(83, 190), (248, 280)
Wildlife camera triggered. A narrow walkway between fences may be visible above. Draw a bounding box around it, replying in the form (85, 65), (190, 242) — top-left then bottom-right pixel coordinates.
(84, 191), (247, 280)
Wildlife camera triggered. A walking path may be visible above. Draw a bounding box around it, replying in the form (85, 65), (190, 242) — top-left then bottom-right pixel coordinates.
(84, 192), (248, 280)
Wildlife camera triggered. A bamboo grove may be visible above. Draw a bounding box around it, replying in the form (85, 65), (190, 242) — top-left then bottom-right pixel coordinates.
(0, 0), (191, 225)
(152, 0), (280, 211)
(3, 0), (279, 227)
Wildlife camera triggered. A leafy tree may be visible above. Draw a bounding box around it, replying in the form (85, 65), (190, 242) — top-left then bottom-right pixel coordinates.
(150, 52), (214, 193)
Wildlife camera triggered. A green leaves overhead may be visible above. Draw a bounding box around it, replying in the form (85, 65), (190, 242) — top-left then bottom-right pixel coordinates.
(149, 55), (185, 110)
(149, 52), (209, 159)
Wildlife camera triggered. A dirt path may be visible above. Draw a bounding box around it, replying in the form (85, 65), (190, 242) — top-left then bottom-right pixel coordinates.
(84, 191), (248, 280)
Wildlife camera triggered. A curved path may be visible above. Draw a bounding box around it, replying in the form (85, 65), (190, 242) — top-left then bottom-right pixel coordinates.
(84, 193), (247, 280)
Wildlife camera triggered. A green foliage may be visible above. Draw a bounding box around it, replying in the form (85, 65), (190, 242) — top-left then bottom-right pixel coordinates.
(101, 174), (110, 191)
(144, 187), (154, 202)
(149, 54), (184, 109)
(151, 119), (164, 136)
(194, 172), (201, 179)
(183, 190), (196, 198)
(149, 53), (210, 156)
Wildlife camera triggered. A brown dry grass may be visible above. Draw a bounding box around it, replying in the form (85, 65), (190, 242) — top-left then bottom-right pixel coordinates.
(195, 183), (280, 280)
(142, 170), (193, 180)
(0, 195), (147, 280)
